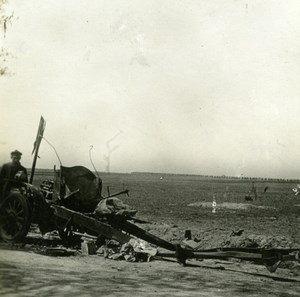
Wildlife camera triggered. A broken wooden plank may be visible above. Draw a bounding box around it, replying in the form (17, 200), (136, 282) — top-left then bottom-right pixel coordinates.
(111, 219), (176, 251)
(51, 205), (131, 244)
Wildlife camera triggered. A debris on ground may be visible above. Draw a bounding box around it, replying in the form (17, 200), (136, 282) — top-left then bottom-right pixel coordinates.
(45, 247), (77, 257)
(96, 238), (157, 262)
(94, 197), (137, 218)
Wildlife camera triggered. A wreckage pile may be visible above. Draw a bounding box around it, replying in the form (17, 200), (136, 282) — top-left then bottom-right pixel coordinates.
(31, 165), (300, 272)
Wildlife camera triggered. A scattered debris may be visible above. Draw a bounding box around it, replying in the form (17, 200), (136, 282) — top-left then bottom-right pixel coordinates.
(94, 197), (137, 218)
(96, 238), (157, 262)
(181, 239), (202, 250)
(231, 229), (244, 237)
(81, 240), (97, 255)
(45, 247), (76, 257)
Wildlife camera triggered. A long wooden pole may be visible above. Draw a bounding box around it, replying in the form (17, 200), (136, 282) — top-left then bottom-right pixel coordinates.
(29, 116), (46, 184)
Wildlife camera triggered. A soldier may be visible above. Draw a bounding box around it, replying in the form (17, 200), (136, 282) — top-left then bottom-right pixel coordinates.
(0, 150), (28, 182)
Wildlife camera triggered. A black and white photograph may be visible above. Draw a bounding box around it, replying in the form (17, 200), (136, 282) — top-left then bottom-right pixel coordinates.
(0, 1), (300, 296)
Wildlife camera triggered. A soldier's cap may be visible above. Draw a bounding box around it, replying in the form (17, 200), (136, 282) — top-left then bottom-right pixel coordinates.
(11, 150), (22, 156)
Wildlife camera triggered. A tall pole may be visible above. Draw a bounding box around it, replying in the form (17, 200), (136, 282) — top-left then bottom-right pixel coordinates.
(30, 116), (46, 184)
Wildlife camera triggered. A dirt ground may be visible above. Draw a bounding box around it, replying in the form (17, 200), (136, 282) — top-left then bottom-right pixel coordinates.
(0, 217), (300, 297)
(0, 244), (300, 297)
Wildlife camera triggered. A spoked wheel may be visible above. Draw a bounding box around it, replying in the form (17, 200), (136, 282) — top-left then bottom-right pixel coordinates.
(0, 193), (31, 242)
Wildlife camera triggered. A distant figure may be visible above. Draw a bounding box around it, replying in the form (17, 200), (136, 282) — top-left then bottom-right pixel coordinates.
(263, 186), (269, 193)
(245, 182), (258, 201)
(0, 150), (28, 183)
(251, 181), (258, 200)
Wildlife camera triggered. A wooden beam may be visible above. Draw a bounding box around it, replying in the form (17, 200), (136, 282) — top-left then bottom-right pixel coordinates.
(51, 205), (131, 244)
(30, 116), (46, 184)
(112, 219), (176, 251)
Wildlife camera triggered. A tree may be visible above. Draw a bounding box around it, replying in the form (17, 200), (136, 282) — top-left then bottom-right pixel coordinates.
(0, 0), (13, 76)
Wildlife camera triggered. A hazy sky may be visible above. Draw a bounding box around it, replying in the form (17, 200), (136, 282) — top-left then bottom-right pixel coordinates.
(1, 0), (300, 178)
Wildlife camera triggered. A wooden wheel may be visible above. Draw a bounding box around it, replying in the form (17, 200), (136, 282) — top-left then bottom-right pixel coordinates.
(0, 193), (31, 242)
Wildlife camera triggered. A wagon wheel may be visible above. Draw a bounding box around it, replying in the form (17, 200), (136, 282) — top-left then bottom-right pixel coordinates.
(0, 193), (31, 242)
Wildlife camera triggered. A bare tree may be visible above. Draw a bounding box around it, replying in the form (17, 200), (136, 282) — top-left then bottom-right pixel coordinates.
(104, 130), (123, 174)
(0, 0), (13, 76)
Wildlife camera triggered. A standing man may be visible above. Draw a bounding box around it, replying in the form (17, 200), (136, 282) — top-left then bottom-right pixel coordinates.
(0, 150), (28, 182)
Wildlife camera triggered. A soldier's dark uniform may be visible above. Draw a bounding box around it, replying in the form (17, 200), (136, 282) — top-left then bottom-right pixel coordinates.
(0, 150), (28, 198)
(0, 150), (28, 182)
(0, 161), (28, 181)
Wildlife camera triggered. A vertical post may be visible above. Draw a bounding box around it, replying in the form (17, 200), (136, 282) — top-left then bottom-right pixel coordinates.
(30, 116), (46, 184)
(184, 230), (192, 240)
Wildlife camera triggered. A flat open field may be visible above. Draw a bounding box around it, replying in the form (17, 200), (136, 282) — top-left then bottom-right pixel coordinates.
(1, 169), (300, 296)
(30, 169), (300, 248)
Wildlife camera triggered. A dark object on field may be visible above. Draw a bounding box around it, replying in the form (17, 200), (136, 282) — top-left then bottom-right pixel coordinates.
(245, 195), (253, 201)
(184, 229), (192, 240)
(245, 181), (258, 201)
(231, 229), (244, 237)
(263, 186), (269, 193)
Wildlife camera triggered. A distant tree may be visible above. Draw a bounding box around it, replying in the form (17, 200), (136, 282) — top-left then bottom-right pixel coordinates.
(0, 0), (13, 76)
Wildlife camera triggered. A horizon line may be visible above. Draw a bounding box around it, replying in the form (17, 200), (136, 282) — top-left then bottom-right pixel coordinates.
(28, 167), (300, 182)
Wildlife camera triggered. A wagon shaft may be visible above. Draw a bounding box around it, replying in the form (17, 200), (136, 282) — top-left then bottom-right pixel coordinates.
(51, 204), (176, 251)
(51, 205), (131, 244)
(157, 245), (300, 272)
(111, 219), (176, 251)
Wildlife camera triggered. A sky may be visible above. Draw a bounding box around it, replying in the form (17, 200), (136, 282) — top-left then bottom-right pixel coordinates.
(0, 0), (300, 178)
